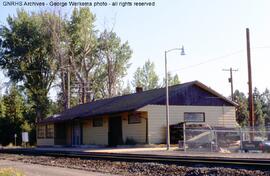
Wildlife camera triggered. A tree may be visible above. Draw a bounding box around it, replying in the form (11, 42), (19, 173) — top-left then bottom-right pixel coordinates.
(45, 11), (70, 110)
(0, 96), (5, 118)
(67, 7), (99, 103)
(0, 85), (25, 145)
(253, 88), (266, 127)
(162, 72), (181, 86)
(98, 30), (132, 98)
(132, 60), (159, 91)
(121, 81), (132, 95)
(0, 10), (58, 121)
(261, 89), (270, 126)
(233, 90), (249, 127)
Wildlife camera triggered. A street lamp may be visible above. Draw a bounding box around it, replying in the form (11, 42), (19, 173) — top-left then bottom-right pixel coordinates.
(165, 45), (185, 151)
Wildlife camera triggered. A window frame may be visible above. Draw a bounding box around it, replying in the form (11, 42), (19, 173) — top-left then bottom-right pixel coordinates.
(37, 125), (46, 139)
(184, 112), (205, 122)
(46, 124), (54, 138)
(128, 112), (142, 124)
(93, 117), (103, 127)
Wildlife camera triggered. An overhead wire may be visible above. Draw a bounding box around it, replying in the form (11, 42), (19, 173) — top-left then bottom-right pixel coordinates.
(169, 46), (270, 73)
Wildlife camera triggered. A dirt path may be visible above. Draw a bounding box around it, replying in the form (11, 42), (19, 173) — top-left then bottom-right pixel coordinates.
(0, 160), (117, 176)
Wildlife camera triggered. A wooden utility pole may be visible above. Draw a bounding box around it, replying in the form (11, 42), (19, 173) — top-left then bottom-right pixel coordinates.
(246, 28), (255, 128)
(222, 68), (238, 101)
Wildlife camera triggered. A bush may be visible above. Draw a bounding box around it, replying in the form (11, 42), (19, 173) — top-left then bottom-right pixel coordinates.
(125, 138), (137, 145)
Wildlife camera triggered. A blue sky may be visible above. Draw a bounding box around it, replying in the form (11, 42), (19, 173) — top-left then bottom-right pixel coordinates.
(1, 0), (270, 98)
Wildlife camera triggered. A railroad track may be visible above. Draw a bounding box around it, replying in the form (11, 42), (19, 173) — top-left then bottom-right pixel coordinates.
(1, 148), (270, 170)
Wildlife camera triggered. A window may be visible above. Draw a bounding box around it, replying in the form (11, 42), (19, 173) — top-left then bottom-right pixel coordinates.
(184, 112), (205, 122)
(46, 124), (54, 138)
(93, 117), (103, 127)
(128, 113), (142, 124)
(37, 125), (45, 138)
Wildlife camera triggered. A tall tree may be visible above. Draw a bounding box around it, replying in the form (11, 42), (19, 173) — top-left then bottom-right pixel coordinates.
(67, 8), (99, 103)
(0, 85), (25, 145)
(162, 72), (181, 86)
(0, 10), (58, 121)
(132, 60), (159, 91)
(98, 30), (132, 98)
(45, 11), (70, 110)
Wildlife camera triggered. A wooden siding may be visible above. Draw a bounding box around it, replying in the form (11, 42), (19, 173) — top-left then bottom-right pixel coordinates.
(66, 124), (72, 145)
(82, 116), (108, 145)
(138, 105), (237, 144)
(81, 112), (148, 146)
(37, 138), (54, 146)
(36, 124), (55, 146)
(154, 85), (235, 106)
(122, 112), (147, 144)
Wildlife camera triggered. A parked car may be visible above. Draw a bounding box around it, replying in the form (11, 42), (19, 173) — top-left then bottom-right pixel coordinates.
(259, 141), (270, 153)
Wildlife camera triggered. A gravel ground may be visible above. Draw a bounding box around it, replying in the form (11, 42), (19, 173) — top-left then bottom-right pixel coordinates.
(0, 154), (269, 176)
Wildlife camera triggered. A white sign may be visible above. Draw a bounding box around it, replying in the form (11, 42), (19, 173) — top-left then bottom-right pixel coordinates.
(22, 132), (29, 142)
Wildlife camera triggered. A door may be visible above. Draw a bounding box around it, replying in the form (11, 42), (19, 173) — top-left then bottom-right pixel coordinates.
(72, 122), (82, 145)
(108, 116), (123, 146)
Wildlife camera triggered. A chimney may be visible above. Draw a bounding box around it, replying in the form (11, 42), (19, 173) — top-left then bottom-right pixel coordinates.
(136, 87), (143, 93)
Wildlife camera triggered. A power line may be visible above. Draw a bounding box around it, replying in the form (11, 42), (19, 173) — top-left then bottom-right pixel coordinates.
(170, 49), (244, 73)
(169, 46), (270, 73)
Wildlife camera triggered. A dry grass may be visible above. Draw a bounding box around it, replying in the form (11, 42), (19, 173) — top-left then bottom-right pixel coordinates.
(0, 168), (24, 176)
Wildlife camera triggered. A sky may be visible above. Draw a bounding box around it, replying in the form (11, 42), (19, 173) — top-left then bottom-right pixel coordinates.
(0, 0), (270, 99)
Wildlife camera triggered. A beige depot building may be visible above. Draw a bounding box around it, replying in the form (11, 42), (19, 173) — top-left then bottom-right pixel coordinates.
(37, 81), (238, 147)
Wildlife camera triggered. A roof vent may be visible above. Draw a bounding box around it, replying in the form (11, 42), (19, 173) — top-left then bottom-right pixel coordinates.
(136, 87), (143, 93)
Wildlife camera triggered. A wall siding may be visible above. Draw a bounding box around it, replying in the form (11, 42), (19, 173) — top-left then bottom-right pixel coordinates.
(138, 105), (237, 144)
(122, 112), (147, 144)
(82, 116), (108, 145)
(37, 124), (55, 146)
(82, 112), (148, 146)
(37, 138), (54, 146)
(66, 124), (72, 145)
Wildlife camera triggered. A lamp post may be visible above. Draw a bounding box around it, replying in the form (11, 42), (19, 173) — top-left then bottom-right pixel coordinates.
(165, 46), (185, 151)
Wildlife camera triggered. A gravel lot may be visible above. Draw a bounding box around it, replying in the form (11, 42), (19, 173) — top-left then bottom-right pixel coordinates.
(0, 154), (269, 176)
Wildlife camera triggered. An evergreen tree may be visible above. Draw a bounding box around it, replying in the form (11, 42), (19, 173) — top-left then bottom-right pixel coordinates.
(233, 90), (249, 127)
(253, 88), (266, 127)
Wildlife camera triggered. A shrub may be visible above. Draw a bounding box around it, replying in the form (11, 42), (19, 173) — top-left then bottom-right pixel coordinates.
(125, 137), (137, 145)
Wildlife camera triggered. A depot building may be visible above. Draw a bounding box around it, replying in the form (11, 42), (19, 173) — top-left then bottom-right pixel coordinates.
(36, 81), (238, 147)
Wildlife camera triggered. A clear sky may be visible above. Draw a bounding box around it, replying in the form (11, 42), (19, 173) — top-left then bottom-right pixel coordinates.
(1, 0), (270, 98)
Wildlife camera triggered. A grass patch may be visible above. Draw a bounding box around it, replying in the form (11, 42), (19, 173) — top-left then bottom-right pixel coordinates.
(0, 168), (24, 176)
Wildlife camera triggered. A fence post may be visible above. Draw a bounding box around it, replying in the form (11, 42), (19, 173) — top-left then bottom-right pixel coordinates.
(214, 130), (217, 152)
(239, 128), (243, 153)
(183, 122), (186, 152)
(210, 129), (213, 152)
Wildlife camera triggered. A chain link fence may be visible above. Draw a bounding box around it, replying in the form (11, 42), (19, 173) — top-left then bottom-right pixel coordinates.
(177, 125), (270, 153)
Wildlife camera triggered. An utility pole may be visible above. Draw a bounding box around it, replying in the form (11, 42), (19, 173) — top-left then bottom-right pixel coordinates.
(222, 68), (238, 101)
(246, 28), (255, 129)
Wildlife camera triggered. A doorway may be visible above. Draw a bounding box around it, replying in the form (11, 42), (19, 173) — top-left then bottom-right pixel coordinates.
(72, 121), (82, 146)
(108, 116), (123, 146)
